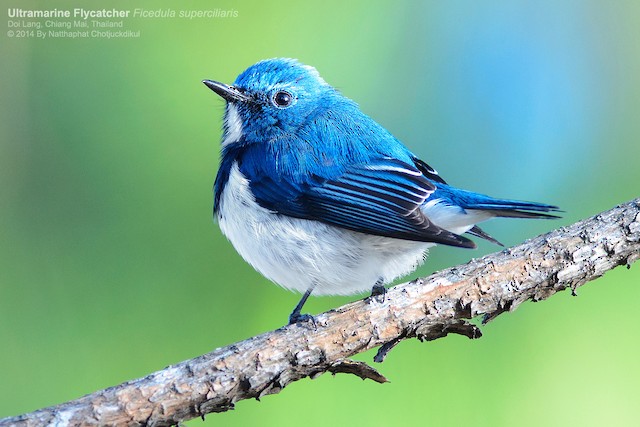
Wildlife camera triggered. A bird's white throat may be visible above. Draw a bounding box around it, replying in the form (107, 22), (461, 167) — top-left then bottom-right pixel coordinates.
(222, 103), (243, 147)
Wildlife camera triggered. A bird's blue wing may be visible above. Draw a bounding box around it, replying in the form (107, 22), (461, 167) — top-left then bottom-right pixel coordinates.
(247, 157), (475, 248)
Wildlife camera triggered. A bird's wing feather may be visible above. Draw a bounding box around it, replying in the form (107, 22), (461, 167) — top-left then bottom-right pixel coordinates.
(412, 157), (447, 185)
(248, 157), (475, 248)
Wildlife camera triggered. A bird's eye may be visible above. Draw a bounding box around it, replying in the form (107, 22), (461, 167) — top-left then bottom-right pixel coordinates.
(273, 91), (294, 108)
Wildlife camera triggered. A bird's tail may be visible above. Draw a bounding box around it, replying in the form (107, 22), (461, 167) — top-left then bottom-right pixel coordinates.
(463, 198), (561, 219)
(437, 185), (561, 219)
(432, 185), (561, 245)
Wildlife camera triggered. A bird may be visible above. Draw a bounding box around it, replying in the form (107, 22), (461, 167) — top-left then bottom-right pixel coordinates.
(202, 58), (559, 325)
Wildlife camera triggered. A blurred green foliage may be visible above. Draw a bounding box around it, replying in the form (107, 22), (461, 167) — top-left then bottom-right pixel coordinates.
(1, 1), (639, 426)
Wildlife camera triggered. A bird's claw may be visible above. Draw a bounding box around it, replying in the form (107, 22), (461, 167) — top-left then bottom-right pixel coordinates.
(288, 312), (316, 326)
(367, 284), (387, 303)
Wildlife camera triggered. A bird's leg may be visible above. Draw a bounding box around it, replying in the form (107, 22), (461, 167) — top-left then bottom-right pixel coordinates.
(368, 278), (386, 303)
(288, 288), (314, 324)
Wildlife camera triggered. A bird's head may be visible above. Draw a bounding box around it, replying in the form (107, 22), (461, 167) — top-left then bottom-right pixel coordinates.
(204, 58), (348, 144)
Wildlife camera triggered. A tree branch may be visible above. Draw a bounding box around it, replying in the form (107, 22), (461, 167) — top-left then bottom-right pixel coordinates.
(3, 198), (639, 427)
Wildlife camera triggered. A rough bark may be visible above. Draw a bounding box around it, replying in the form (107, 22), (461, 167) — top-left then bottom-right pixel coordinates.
(2, 198), (639, 427)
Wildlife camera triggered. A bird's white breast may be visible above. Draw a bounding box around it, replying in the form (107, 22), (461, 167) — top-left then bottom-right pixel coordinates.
(216, 163), (433, 296)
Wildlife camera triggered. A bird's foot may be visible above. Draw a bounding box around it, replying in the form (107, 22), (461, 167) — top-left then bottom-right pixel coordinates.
(288, 312), (316, 325)
(367, 283), (387, 303)
(288, 288), (315, 325)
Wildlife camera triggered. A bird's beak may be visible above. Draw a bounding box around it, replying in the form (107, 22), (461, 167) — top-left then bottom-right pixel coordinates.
(202, 80), (250, 103)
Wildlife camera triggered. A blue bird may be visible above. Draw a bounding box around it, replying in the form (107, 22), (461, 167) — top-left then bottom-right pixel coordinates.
(203, 58), (559, 324)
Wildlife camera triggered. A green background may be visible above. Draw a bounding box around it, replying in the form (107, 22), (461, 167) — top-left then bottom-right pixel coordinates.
(2, 1), (639, 425)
